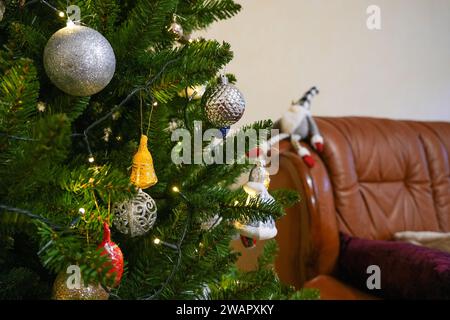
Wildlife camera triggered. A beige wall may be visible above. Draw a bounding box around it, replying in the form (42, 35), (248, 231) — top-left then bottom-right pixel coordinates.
(199, 0), (450, 124)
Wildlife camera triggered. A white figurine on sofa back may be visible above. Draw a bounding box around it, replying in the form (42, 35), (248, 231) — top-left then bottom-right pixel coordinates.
(273, 86), (324, 168)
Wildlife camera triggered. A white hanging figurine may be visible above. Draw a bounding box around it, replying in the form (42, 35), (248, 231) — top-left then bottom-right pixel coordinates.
(271, 87), (324, 168)
(234, 158), (278, 248)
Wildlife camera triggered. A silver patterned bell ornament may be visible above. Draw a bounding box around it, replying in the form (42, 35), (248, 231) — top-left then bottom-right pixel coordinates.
(113, 189), (157, 237)
(203, 75), (246, 127)
(43, 22), (116, 96)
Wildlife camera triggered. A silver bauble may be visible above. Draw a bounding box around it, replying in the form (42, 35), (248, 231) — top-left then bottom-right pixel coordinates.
(43, 24), (116, 96)
(203, 75), (245, 127)
(113, 189), (157, 237)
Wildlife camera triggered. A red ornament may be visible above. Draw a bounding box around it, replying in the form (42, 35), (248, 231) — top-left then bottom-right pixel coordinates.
(97, 223), (124, 287)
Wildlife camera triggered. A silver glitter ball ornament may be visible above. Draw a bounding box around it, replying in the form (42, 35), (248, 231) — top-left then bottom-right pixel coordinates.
(113, 189), (157, 237)
(43, 24), (116, 96)
(203, 75), (245, 127)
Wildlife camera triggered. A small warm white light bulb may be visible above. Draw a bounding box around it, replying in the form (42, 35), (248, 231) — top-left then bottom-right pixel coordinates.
(88, 155), (95, 163)
(78, 208), (86, 215)
(153, 101), (158, 107)
(58, 11), (65, 18)
(234, 200), (239, 206)
(172, 186), (180, 193)
(154, 238), (161, 245)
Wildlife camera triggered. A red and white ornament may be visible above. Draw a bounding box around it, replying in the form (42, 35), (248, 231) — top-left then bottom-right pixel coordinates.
(97, 223), (124, 287)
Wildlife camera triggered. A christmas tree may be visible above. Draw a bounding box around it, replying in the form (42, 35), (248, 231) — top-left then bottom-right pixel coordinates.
(0, 0), (318, 300)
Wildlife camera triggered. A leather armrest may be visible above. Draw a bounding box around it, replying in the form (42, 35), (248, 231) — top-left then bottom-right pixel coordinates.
(270, 140), (340, 288)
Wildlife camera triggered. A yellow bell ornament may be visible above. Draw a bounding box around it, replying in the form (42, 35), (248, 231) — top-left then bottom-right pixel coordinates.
(130, 135), (158, 189)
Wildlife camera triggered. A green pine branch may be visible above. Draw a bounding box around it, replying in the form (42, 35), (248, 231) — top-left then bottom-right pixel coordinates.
(0, 57), (39, 133)
(179, 0), (242, 32)
(111, 0), (178, 62)
(0, 0), (310, 301)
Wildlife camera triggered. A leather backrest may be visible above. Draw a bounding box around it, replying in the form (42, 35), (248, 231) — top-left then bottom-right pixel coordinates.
(408, 122), (450, 231)
(316, 117), (450, 241)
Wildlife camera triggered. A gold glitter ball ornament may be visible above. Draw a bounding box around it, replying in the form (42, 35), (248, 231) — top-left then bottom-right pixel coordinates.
(52, 271), (109, 300)
(43, 24), (116, 96)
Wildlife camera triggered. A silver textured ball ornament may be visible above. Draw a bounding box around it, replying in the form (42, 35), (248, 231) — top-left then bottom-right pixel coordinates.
(113, 189), (157, 237)
(203, 75), (246, 127)
(43, 23), (116, 96)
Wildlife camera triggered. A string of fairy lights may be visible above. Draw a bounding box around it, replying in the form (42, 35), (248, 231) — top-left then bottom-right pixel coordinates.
(142, 186), (192, 300)
(1, 0), (205, 299)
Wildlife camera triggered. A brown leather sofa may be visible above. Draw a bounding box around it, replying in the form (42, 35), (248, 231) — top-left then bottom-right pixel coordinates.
(270, 117), (450, 299)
